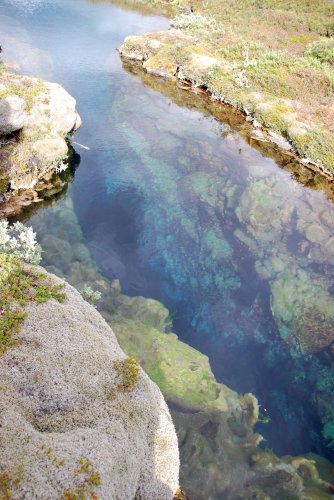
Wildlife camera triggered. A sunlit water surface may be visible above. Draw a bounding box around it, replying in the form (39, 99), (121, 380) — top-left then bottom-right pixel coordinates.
(2, 0), (334, 471)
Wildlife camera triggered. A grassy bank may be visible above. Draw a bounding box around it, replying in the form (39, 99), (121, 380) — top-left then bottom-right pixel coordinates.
(119, 0), (334, 175)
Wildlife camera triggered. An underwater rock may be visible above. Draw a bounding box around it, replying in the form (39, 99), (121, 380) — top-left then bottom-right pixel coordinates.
(0, 267), (179, 499)
(306, 224), (331, 246)
(106, 304), (238, 412)
(40, 235), (74, 273)
(103, 291), (334, 500)
(180, 171), (227, 210)
(172, 409), (334, 499)
(270, 267), (334, 354)
(22, 187), (334, 497)
(233, 173), (334, 358)
(236, 178), (293, 243)
(108, 294), (172, 334)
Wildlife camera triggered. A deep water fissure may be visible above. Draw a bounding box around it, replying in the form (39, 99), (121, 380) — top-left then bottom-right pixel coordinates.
(2, 0), (334, 468)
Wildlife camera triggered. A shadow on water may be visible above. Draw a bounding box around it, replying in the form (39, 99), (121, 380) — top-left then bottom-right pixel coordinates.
(6, 149), (81, 223)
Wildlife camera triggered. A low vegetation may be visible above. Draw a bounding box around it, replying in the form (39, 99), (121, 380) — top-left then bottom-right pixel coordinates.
(0, 471), (21, 499)
(0, 72), (47, 113)
(80, 284), (102, 308)
(0, 222), (65, 356)
(113, 356), (140, 392)
(40, 445), (102, 500)
(0, 254), (66, 355)
(0, 221), (42, 264)
(63, 458), (102, 500)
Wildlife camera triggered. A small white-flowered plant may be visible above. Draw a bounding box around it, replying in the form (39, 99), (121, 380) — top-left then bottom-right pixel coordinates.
(173, 13), (218, 32)
(232, 69), (250, 88)
(0, 221), (42, 264)
(55, 161), (67, 174)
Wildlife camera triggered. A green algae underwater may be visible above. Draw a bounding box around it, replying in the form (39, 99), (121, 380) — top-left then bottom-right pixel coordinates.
(1, 0), (334, 497)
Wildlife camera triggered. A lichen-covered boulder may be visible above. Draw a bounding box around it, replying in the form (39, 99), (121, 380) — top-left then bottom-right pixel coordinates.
(0, 71), (81, 193)
(0, 269), (179, 499)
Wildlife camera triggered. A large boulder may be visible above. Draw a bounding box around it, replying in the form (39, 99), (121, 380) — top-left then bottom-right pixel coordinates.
(0, 269), (179, 499)
(0, 71), (81, 195)
(0, 73), (80, 139)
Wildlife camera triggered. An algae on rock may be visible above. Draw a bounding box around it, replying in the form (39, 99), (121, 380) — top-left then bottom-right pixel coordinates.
(100, 283), (334, 500)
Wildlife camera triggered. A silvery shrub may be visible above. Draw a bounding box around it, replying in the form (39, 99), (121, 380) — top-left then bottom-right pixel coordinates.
(0, 221), (42, 264)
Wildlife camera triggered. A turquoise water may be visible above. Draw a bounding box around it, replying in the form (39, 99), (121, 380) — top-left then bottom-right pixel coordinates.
(2, 0), (334, 474)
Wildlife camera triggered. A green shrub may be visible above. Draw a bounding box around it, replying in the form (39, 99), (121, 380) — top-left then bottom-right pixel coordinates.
(0, 254), (65, 356)
(80, 284), (101, 308)
(0, 221), (42, 264)
(305, 39), (334, 65)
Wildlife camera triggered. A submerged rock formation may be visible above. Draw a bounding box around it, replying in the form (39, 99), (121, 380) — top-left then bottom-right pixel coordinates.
(0, 268), (179, 499)
(27, 188), (334, 498)
(0, 70), (81, 215)
(102, 288), (334, 499)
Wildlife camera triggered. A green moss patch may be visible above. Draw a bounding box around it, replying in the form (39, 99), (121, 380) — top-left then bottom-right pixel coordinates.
(0, 254), (65, 356)
(113, 356), (140, 392)
(0, 471), (21, 499)
(110, 314), (232, 411)
(0, 74), (47, 113)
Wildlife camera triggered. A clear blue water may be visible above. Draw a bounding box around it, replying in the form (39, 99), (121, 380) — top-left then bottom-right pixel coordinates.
(2, 0), (334, 470)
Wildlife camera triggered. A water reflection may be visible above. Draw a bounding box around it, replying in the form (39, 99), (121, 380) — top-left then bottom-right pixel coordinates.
(123, 60), (334, 202)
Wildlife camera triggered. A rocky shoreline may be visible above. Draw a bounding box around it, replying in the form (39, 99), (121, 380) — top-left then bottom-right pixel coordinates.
(0, 69), (81, 217)
(118, 14), (334, 179)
